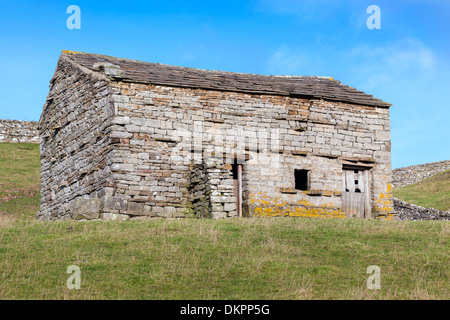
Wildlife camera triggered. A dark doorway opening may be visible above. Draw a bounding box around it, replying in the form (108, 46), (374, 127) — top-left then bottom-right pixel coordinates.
(231, 163), (243, 217)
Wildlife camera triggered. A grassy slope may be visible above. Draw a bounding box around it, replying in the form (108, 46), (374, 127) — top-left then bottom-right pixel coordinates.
(0, 143), (40, 219)
(0, 217), (448, 300)
(0, 143), (448, 300)
(393, 170), (450, 211)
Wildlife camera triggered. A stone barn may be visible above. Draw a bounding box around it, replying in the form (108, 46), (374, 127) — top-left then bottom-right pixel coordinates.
(38, 51), (394, 221)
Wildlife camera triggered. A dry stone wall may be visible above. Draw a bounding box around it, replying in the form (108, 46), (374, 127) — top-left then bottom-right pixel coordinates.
(392, 160), (450, 188)
(393, 197), (450, 220)
(0, 119), (39, 143)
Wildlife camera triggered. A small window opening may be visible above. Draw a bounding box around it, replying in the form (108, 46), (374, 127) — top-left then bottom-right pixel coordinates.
(295, 169), (309, 191)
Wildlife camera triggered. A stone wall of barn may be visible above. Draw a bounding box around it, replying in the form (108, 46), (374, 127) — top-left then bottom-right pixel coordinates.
(0, 119), (39, 143)
(104, 80), (393, 219)
(38, 57), (115, 220)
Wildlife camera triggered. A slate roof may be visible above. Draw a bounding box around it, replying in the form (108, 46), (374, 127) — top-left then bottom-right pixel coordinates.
(62, 50), (391, 107)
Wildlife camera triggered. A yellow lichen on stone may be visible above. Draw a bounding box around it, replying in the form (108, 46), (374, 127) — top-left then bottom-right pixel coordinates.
(250, 191), (346, 219)
(62, 50), (91, 55)
(323, 190), (333, 197)
(375, 183), (394, 216)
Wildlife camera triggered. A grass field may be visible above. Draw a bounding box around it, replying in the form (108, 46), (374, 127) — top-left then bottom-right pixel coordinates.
(393, 170), (450, 211)
(0, 143), (448, 300)
(0, 143), (40, 219)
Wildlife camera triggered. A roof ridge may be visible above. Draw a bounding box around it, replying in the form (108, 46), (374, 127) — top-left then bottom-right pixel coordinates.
(61, 50), (392, 107)
(62, 50), (336, 81)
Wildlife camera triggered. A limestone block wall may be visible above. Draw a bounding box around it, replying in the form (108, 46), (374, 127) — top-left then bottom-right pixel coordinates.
(188, 163), (211, 218)
(103, 81), (393, 219)
(243, 97), (393, 218)
(38, 56), (115, 220)
(0, 119), (39, 143)
(204, 159), (238, 218)
(245, 153), (346, 218)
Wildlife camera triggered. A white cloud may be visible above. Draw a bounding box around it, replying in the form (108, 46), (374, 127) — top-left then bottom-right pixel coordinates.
(266, 39), (436, 85)
(266, 47), (311, 75)
(352, 38), (435, 69)
(347, 38), (436, 90)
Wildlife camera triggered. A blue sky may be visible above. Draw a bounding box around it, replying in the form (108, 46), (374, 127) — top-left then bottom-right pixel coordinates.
(0, 0), (449, 168)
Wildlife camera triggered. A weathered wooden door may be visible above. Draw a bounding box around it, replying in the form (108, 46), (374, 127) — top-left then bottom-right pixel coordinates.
(342, 169), (370, 218)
